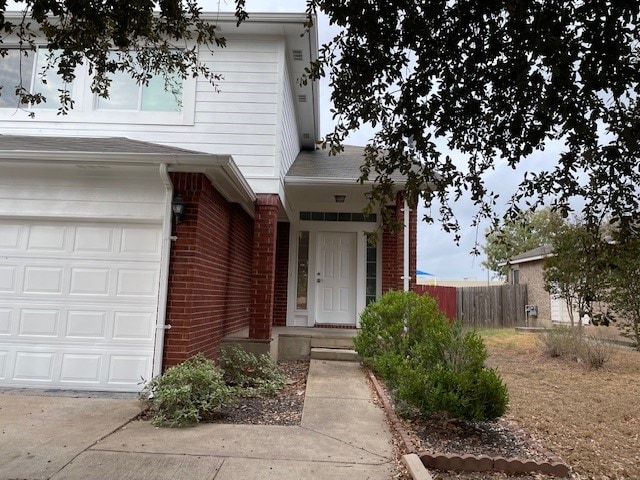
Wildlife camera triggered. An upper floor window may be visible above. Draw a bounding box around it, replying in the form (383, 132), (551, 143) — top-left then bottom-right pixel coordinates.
(95, 52), (182, 112)
(0, 47), (195, 124)
(0, 48), (70, 110)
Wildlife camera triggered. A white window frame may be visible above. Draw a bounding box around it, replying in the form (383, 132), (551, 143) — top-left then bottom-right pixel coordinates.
(0, 44), (196, 126)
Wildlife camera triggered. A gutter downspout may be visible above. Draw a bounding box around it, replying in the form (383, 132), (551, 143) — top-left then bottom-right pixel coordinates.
(153, 163), (174, 378)
(403, 197), (410, 292)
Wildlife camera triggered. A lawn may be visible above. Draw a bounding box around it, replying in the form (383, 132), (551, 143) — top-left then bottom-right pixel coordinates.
(480, 329), (640, 479)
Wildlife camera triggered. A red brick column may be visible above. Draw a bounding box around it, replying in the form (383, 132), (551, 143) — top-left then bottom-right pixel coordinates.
(273, 222), (290, 327)
(409, 199), (417, 292)
(249, 194), (280, 339)
(382, 192), (415, 293)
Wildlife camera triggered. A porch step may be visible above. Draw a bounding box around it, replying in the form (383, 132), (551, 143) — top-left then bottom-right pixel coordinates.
(310, 347), (360, 362)
(310, 336), (355, 350)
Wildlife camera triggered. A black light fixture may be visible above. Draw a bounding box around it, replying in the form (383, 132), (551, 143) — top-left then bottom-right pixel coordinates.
(172, 193), (186, 224)
(334, 194), (346, 203)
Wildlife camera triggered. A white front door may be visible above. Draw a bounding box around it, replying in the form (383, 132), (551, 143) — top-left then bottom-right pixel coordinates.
(315, 232), (357, 325)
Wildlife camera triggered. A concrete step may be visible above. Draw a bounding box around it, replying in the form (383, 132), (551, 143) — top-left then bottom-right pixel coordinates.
(310, 336), (355, 350)
(310, 347), (360, 362)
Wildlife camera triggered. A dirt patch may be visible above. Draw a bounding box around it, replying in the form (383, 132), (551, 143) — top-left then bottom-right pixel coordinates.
(482, 330), (640, 479)
(214, 361), (309, 426)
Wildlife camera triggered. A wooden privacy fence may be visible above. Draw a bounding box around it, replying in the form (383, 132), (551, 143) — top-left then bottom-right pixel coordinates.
(414, 285), (457, 319)
(414, 284), (528, 328)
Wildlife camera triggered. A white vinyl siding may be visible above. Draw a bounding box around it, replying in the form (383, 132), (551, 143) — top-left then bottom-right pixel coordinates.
(0, 164), (165, 221)
(280, 62), (300, 178)
(0, 37), (287, 195)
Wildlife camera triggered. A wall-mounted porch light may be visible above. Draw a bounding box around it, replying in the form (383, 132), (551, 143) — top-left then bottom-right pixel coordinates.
(172, 193), (186, 224)
(334, 194), (346, 203)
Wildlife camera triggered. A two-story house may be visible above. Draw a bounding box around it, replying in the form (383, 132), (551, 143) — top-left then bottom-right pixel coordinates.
(0, 12), (417, 392)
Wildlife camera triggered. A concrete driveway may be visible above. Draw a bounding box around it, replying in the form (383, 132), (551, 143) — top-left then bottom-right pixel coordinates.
(0, 361), (394, 480)
(0, 392), (141, 480)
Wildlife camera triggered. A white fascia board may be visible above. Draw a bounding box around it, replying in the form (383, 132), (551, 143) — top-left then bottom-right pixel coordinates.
(500, 253), (553, 267)
(0, 150), (230, 166)
(0, 149), (257, 216)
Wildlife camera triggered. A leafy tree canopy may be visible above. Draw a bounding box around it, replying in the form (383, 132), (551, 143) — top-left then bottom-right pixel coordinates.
(0, 0), (248, 113)
(482, 207), (564, 277)
(304, 1), (640, 238)
(2, 1), (640, 240)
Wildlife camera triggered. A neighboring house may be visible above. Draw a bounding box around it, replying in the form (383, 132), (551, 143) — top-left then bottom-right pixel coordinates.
(0, 13), (417, 392)
(504, 245), (579, 327)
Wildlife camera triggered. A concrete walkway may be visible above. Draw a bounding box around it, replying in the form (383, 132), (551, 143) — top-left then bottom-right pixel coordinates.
(1, 360), (394, 480)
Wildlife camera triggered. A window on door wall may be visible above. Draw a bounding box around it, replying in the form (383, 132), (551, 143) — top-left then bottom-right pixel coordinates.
(296, 231), (309, 310)
(366, 237), (377, 305)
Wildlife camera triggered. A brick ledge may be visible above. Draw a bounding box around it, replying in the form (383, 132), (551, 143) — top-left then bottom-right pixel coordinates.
(368, 371), (571, 478)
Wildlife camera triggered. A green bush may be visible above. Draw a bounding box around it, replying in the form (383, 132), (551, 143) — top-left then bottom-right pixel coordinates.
(355, 290), (509, 422)
(218, 346), (286, 397)
(141, 353), (234, 427)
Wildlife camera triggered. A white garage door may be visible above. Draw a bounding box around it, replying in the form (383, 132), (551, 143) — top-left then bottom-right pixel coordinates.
(0, 220), (162, 391)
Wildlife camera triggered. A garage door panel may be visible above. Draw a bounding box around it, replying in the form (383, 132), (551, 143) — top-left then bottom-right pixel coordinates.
(74, 226), (116, 253)
(0, 265), (17, 292)
(70, 268), (111, 295)
(0, 351), (7, 378)
(66, 310), (107, 338)
(19, 309), (59, 337)
(14, 351), (56, 381)
(0, 308), (11, 335)
(27, 225), (68, 251)
(0, 224), (22, 248)
(108, 355), (151, 385)
(23, 266), (64, 294)
(113, 312), (155, 340)
(60, 354), (102, 383)
(0, 220), (161, 391)
(120, 227), (162, 255)
(117, 269), (159, 297)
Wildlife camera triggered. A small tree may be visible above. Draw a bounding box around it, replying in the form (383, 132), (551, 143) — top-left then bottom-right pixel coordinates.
(604, 238), (640, 349)
(483, 207), (565, 278)
(543, 221), (607, 330)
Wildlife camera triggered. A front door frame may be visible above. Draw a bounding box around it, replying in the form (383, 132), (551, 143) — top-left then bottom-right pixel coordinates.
(286, 219), (381, 328)
(315, 231), (358, 325)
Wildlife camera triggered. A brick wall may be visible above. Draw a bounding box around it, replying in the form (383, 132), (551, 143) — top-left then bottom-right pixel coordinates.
(516, 260), (552, 322)
(163, 172), (254, 367)
(382, 192), (417, 293)
(249, 194), (280, 340)
(273, 222), (290, 327)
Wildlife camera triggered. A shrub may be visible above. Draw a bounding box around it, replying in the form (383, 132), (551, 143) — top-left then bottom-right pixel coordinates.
(578, 334), (614, 370)
(355, 290), (509, 422)
(538, 326), (581, 359)
(141, 353), (234, 427)
(218, 346), (286, 397)
(538, 326), (613, 369)
(354, 290), (448, 372)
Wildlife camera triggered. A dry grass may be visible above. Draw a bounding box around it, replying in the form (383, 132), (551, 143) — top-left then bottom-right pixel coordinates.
(480, 329), (640, 479)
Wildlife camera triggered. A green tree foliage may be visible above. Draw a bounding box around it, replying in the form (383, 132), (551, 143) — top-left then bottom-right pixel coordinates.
(355, 291), (508, 422)
(603, 237), (640, 350)
(3, 2), (640, 237)
(482, 207), (565, 277)
(304, 1), (640, 237)
(0, 1), (248, 113)
(543, 220), (608, 329)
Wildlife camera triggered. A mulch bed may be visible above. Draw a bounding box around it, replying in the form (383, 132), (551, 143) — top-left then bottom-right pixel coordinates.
(214, 361), (309, 426)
